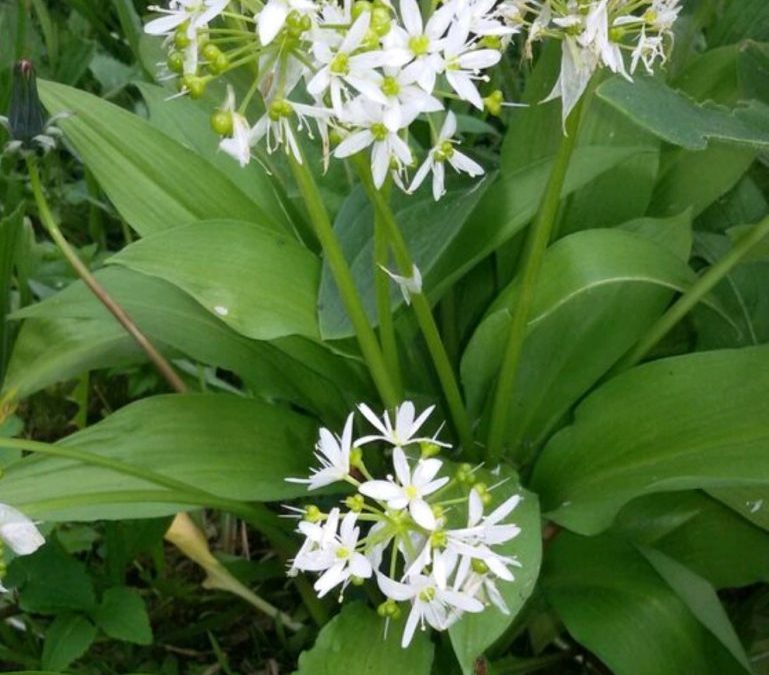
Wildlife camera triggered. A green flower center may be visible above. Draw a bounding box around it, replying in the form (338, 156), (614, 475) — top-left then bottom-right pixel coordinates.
(381, 75), (400, 97)
(433, 140), (454, 162)
(409, 34), (430, 56)
(330, 52), (350, 76)
(419, 586), (436, 602)
(371, 122), (388, 141)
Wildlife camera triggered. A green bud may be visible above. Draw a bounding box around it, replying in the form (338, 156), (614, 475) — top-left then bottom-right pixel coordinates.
(213, 52), (230, 73)
(471, 558), (489, 575)
(361, 28), (381, 50)
(174, 25), (192, 48)
(609, 26), (625, 42)
(211, 110), (233, 136)
(455, 462), (475, 484)
(350, 446), (364, 468)
(420, 441), (440, 458)
(201, 42), (221, 62)
(350, 575), (365, 586)
(352, 0), (373, 18)
(182, 75), (206, 98)
(480, 35), (502, 50)
(167, 51), (185, 74)
(305, 505), (322, 522)
(431, 504), (445, 521)
(268, 98), (293, 120)
(345, 494), (365, 512)
(371, 6), (391, 35)
(483, 89), (504, 117)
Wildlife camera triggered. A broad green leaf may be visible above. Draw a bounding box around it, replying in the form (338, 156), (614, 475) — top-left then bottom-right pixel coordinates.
(430, 145), (654, 299)
(461, 225), (696, 451)
(294, 602), (433, 675)
(2, 316), (144, 401)
(543, 534), (748, 675)
(38, 80), (279, 236)
(640, 547), (752, 672)
(92, 587), (152, 645)
(136, 82), (293, 233)
(738, 41), (769, 105)
(318, 180), (491, 339)
(709, 487), (769, 532)
(41, 614), (97, 672)
(707, 0), (769, 46)
(532, 345), (769, 535)
(9, 268), (367, 420)
(109, 220), (320, 340)
(1, 394), (318, 521)
(449, 482), (541, 675)
(613, 492), (769, 589)
(596, 75), (769, 151)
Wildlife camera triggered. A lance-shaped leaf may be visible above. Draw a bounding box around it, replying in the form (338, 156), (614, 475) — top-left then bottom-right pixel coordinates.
(1, 394), (318, 521)
(37, 80), (283, 236)
(531, 344), (769, 535)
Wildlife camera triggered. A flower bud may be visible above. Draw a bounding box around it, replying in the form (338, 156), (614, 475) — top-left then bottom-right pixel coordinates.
(202, 42), (222, 62)
(304, 505), (322, 522)
(210, 110), (233, 136)
(420, 441), (440, 458)
(8, 60), (47, 147)
(174, 25), (192, 48)
(483, 90), (504, 117)
(352, 0), (373, 18)
(182, 75), (206, 99)
(455, 462), (475, 485)
(167, 51), (185, 74)
(345, 494), (365, 512)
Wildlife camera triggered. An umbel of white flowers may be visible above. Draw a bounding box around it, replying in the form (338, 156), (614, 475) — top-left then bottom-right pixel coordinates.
(286, 401), (523, 648)
(143, 0), (680, 199)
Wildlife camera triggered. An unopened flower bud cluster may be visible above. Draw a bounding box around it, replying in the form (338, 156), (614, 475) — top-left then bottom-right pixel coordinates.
(144, 0), (679, 198)
(286, 401), (523, 648)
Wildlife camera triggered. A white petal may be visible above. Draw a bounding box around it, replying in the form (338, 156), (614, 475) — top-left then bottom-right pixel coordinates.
(457, 49), (502, 70)
(392, 447), (412, 485)
(468, 489), (484, 526)
(371, 141), (390, 188)
(359, 480), (404, 501)
(449, 150), (484, 176)
(399, 0), (423, 36)
(334, 129), (374, 157)
(0, 504), (44, 556)
(440, 110), (457, 139)
(341, 11), (371, 52)
(442, 589), (484, 613)
(402, 603), (422, 647)
(377, 571), (416, 601)
(446, 70), (483, 110)
(258, 0), (290, 46)
(144, 12), (186, 35)
(410, 498), (437, 530)
(486, 494), (522, 524)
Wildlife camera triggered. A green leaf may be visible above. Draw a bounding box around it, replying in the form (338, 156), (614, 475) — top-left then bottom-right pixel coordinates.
(596, 75), (769, 151)
(531, 344), (769, 535)
(449, 482), (541, 675)
(41, 614), (97, 672)
(136, 82), (293, 233)
(1, 394), (318, 521)
(461, 226), (697, 451)
(9, 268), (367, 420)
(294, 602), (433, 675)
(109, 220), (320, 340)
(37, 80), (280, 236)
(9, 544), (96, 614)
(543, 534), (748, 675)
(430, 145), (654, 299)
(318, 179), (492, 339)
(613, 491), (769, 589)
(0, 206), (24, 385)
(639, 547), (752, 673)
(92, 587), (153, 645)
(707, 0), (769, 46)
(709, 486), (769, 532)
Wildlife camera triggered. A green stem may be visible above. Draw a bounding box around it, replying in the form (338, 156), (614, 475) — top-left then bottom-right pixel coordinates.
(613, 213), (769, 373)
(0, 437), (292, 551)
(485, 99), (584, 466)
(353, 158), (475, 457)
(288, 153), (400, 409)
(374, 199), (402, 391)
(25, 156), (188, 394)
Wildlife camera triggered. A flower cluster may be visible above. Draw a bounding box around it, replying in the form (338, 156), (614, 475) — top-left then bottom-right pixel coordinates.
(286, 402), (522, 648)
(143, 0), (680, 197)
(519, 0), (682, 123)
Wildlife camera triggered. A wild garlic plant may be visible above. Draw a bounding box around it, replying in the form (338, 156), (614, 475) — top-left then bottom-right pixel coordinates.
(286, 402), (522, 647)
(145, 0), (680, 194)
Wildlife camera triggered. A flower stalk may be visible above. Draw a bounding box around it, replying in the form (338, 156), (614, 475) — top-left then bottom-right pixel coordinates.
(25, 156), (188, 395)
(288, 151), (401, 409)
(354, 157), (475, 457)
(485, 98), (584, 466)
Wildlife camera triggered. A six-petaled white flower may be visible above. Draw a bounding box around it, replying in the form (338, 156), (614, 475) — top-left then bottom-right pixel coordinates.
(287, 412), (355, 490)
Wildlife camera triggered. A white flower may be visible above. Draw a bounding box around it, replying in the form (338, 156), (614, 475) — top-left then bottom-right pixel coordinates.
(380, 264), (422, 304)
(308, 13), (393, 114)
(257, 0), (316, 46)
(355, 400), (446, 449)
(580, 0), (629, 80)
(442, 21), (502, 110)
(386, 0), (455, 92)
(409, 112), (484, 201)
(358, 447), (449, 530)
(334, 98), (414, 188)
(251, 98), (329, 163)
(0, 503), (45, 556)
(287, 413), (355, 490)
(293, 510), (373, 598)
(545, 35), (598, 126)
(144, 0), (229, 36)
(217, 86), (253, 167)
(630, 26), (666, 73)
(371, 67), (444, 130)
(377, 571), (484, 647)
